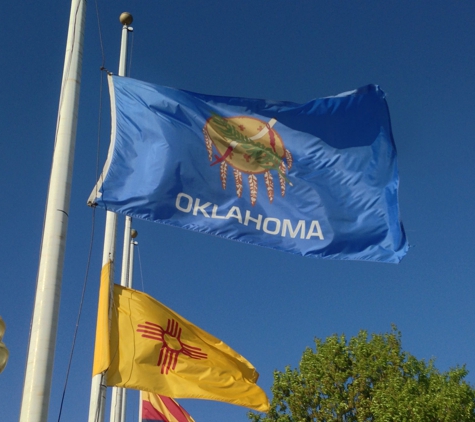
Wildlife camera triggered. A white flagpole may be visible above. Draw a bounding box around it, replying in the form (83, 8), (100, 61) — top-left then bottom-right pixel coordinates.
(138, 391), (143, 422)
(88, 12), (133, 422)
(20, 1), (86, 421)
(128, 230), (138, 289)
(110, 224), (137, 422)
(110, 217), (132, 422)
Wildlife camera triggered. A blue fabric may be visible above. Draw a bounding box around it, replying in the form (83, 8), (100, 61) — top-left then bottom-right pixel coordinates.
(91, 75), (408, 263)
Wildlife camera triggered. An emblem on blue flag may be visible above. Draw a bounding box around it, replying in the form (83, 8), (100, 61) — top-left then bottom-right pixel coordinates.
(89, 75), (408, 263)
(204, 114), (292, 205)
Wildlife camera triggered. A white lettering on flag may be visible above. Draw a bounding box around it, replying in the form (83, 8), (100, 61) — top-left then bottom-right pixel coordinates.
(244, 211), (262, 230)
(282, 219), (306, 239)
(263, 218), (281, 235)
(176, 193), (193, 213)
(193, 199), (212, 217)
(226, 206), (243, 223)
(175, 193), (325, 241)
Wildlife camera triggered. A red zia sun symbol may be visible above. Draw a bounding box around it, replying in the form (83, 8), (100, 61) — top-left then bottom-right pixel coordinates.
(137, 319), (207, 374)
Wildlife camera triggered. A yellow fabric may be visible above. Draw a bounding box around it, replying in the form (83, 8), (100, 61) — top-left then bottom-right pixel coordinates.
(0, 316), (8, 373)
(106, 285), (269, 412)
(92, 261), (112, 375)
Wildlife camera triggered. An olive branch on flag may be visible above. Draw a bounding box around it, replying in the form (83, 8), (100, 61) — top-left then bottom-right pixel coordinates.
(209, 113), (291, 184)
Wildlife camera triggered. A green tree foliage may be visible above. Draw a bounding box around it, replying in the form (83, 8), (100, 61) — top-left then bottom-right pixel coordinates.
(250, 327), (475, 422)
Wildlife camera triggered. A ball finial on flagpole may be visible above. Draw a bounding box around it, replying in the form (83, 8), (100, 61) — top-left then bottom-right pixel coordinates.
(119, 12), (133, 26)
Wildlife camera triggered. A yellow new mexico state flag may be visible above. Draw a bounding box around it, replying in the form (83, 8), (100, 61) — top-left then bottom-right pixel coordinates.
(92, 262), (112, 376)
(93, 265), (269, 412)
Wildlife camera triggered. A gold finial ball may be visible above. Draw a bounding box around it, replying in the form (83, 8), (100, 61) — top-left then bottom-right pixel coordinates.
(119, 12), (133, 26)
(130, 229), (138, 239)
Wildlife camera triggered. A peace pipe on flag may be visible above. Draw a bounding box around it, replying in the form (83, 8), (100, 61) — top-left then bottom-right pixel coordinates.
(89, 75), (408, 263)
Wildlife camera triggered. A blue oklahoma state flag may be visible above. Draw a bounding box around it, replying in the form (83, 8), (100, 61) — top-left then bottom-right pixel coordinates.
(89, 75), (408, 263)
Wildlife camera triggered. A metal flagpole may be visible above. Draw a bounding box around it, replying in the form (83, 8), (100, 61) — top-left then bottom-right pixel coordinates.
(20, 1), (86, 421)
(138, 391), (143, 422)
(111, 224), (137, 422)
(128, 230), (138, 289)
(110, 216), (133, 422)
(88, 12), (133, 422)
(122, 229), (139, 422)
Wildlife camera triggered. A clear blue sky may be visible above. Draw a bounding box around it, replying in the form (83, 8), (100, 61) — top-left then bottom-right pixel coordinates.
(1, 1), (474, 421)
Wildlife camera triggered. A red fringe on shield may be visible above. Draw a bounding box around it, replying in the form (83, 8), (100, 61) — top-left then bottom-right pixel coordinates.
(264, 171), (274, 203)
(249, 174), (258, 206)
(278, 161), (287, 197)
(220, 162), (227, 189)
(234, 169), (243, 198)
(285, 149), (293, 169)
(203, 128), (213, 161)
